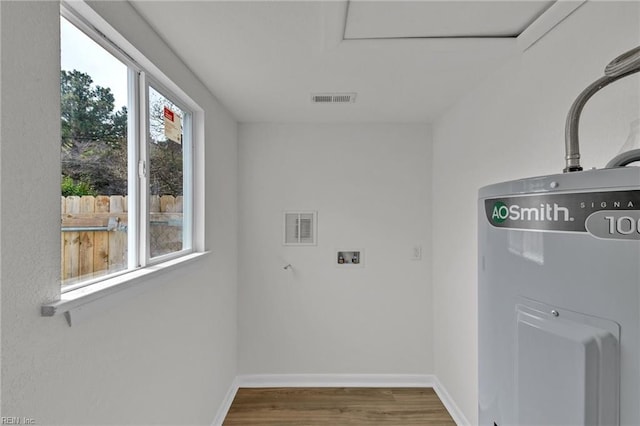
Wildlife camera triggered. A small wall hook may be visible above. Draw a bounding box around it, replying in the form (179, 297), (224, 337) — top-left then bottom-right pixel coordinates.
(283, 264), (292, 270)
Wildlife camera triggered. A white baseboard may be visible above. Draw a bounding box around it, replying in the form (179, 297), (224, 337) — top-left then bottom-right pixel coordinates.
(236, 373), (436, 388)
(432, 376), (471, 426)
(211, 376), (240, 426)
(212, 374), (470, 426)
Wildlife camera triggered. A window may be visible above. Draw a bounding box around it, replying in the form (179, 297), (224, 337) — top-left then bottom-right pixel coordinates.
(60, 10), (195, 292)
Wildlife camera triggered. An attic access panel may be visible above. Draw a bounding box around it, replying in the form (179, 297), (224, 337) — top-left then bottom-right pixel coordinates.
(344, 1), (555, 40)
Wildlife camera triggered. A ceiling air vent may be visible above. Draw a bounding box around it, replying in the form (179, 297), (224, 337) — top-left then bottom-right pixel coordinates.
(311, 93), (357, 104)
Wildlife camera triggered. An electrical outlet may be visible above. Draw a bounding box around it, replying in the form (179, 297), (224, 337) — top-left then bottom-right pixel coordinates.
(412, 245), (422, 260)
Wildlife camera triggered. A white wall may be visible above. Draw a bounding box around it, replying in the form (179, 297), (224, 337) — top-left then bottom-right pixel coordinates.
(0, 2), (238, 424)
(431, 2), (640, 423)
(238, 123), (432, 375)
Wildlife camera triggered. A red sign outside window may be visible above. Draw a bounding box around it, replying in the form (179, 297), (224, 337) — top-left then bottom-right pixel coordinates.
(163, 106), (174, 122)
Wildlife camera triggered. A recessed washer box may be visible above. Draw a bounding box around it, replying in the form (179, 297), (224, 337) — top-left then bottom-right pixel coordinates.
(336, 249), (364, 267)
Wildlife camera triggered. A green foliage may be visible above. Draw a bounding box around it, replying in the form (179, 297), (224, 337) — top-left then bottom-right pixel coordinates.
(61, 70), (128, 195)
(61, 175), (97, 197)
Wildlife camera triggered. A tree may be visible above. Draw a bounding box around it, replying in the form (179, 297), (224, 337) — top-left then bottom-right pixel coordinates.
(61, 70), (127, 195)
(149, 139), (183, 196)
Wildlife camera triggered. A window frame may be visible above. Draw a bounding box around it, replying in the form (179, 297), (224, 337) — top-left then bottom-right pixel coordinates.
(59, 4), (200, 295)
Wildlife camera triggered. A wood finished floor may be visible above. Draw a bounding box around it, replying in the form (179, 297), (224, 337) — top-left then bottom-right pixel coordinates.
(223, 387), (456, 425)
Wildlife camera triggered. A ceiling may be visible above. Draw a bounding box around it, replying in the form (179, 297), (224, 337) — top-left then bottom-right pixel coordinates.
(130, 1), (577, 123)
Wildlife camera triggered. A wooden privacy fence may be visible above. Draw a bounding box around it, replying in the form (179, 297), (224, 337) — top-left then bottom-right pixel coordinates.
(61, 195), (183, 286)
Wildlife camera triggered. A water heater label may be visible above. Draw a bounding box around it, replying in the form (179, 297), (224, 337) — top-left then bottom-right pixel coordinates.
(485, 190), (640, 239)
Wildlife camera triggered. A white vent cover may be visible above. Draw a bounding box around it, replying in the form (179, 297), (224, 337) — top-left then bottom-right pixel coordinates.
(311, 93), (357, 104)
(284, 211), (317, 245)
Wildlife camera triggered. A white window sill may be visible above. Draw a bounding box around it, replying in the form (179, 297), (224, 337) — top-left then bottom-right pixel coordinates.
(42, 251), (210, 326)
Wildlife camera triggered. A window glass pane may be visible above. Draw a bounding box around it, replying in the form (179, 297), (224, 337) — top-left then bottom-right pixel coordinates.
(60, 17), (129, 288)
(148, 86), (186, 258)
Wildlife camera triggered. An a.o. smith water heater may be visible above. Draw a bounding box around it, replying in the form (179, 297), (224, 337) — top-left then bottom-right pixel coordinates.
(479, 47), (640, 425)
